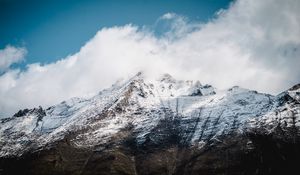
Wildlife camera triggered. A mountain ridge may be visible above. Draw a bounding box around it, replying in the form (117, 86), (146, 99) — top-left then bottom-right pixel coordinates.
(0, 72), (299, 175)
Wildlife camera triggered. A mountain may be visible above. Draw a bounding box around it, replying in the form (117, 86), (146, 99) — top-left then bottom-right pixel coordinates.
(0, 72), (299, 175)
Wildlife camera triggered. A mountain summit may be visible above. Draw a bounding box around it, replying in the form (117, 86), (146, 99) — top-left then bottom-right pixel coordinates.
(0, 73), (299, 175)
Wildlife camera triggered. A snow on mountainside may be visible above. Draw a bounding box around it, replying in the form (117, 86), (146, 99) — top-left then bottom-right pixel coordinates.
(0, 72), (299, 158)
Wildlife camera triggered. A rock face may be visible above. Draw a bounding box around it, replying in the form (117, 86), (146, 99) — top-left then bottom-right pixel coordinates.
(0, 73), (299, 175)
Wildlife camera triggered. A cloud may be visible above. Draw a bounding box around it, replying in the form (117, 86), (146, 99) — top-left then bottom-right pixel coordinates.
(155, 12), (201, 40)
(0, 0), (299, 117)
(161, 13), (176, 20)
(0, 45), (27, 72)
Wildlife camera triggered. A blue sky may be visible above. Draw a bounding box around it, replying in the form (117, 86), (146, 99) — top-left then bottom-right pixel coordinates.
(0, 0), (232, 66)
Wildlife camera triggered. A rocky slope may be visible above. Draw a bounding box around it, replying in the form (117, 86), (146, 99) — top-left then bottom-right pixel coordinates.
(0, 72), (299, 175)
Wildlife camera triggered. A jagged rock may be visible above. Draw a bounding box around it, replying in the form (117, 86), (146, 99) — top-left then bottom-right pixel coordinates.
(13, 109), (30, 118)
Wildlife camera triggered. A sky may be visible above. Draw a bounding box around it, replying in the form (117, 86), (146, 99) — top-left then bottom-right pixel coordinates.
(0, 0), (299, 117)
(0, 0), (231, 65)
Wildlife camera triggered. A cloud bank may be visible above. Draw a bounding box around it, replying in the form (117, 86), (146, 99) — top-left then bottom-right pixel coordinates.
(0, 0), (299, 117)
(0, 45), (27, 73)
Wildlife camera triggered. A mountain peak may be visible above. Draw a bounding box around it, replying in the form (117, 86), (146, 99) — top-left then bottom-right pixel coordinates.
(159, 73), (176, 83)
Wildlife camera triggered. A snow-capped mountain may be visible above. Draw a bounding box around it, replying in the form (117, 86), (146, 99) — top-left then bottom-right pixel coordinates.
(0, 72), (299, 175)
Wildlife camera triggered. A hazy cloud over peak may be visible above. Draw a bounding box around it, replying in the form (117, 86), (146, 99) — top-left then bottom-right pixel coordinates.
(0, 0), (299, 117)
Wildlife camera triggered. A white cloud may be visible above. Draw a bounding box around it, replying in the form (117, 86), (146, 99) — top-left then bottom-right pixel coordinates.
(161, 13), (176, 20)
(0, 45), (27, 72)
(0, 0), (299, 117)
